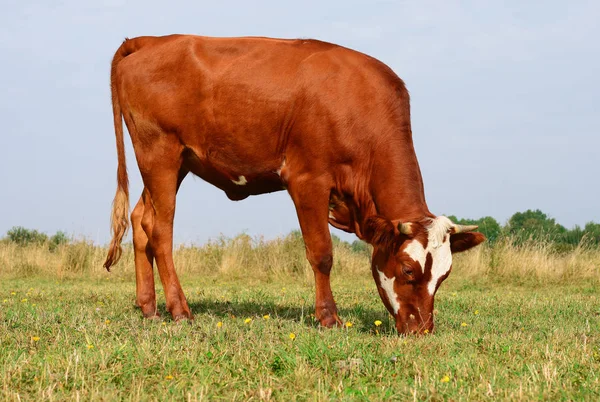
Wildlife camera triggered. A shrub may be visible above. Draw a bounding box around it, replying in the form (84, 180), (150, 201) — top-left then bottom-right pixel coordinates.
(49, 231), (69, 251)
(6, 227), (48, 246)
(505, 209), (566, 244)
(4, 227), (70, 251)
(447, 216), (503, 243)
(350, 240), (370, 256)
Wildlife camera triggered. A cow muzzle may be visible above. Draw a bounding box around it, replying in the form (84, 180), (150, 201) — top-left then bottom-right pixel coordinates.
(396, 311), (434, 335)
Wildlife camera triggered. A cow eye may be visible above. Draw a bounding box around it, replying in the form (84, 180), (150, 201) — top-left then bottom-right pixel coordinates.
(402, 266), (414, 276)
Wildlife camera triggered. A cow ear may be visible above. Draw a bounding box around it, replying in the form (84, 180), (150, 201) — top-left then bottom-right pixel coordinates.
(364, 216), (395, 246)
(450, 232), (486, 253)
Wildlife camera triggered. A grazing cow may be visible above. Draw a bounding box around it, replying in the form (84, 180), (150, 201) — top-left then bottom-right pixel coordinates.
(104, 35), (485, 334)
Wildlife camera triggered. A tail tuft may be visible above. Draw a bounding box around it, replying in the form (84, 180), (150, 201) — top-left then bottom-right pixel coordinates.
(104, 188), (129, 270)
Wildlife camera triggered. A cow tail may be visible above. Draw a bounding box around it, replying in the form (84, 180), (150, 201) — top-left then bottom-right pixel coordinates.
(104, 38), (140, 271)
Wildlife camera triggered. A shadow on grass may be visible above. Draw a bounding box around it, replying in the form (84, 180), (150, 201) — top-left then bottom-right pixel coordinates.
(189, 299), (320, 328)
(152, 299), (390, 333)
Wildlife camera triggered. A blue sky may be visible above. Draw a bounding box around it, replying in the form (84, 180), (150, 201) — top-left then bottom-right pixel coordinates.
(1, 1), (598, 244)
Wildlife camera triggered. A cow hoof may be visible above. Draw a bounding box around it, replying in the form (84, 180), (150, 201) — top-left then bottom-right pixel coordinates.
(143, 312), (161, 320)
(174, 313), (194, 322)
(316, 306), (343, 328)
(319, 314), (343, 328)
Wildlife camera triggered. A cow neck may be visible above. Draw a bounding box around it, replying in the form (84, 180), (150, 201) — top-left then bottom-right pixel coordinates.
(357, 136), (433, 236)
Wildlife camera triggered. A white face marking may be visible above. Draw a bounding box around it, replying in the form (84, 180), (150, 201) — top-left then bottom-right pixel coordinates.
(402, 217), (455, 295)
(231, 175), (247, 186)
(427, 241), (452, 295)
(425, 217), (454, 295)
(404, 239), (426, 273)
(377, 268), (400, 315)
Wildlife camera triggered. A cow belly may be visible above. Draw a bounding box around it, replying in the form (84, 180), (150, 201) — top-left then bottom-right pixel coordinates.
(182, 146), (285, 199)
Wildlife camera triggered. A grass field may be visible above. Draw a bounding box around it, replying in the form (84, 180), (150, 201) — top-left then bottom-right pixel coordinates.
(1, 237), (599, 400)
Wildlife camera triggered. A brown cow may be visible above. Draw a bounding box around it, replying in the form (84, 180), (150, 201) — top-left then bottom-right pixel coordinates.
(104, 35), (485, 334)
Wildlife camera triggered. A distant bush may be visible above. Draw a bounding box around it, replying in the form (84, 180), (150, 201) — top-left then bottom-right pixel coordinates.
(50, 231), (69, 249)
(447, 215), (503, 243)
(350, 240), (371, 256)
(5, 227), (70, 251)
(505, 209), (567, 243)
(6, 227), (49, 246)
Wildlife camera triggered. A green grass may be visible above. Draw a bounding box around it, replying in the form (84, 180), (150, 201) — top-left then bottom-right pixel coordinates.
(1, 274), (599, 401)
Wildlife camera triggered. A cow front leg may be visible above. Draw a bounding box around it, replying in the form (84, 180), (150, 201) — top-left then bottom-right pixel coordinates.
(288, 177), (342, 328)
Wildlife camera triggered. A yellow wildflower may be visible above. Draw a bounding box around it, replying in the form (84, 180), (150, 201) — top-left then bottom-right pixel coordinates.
(441, 375), (450, 383)
(165, 375), (174, 380)
(105, 319), (111, 325)
(289, 333), (296, 340)
(474, 310), (479, 315)
(244, 318), (252, 324)
(11, 292), (16, 296)
(21, 298), (27, 303)
(461, 322), (468, 327)
(87, 344), (94, 349)
(374, 320), (382, 327)
(345, 322), (353, 328)
(2, 299), (7, 303)
(217, 321), (223, 328)
(263, 314), (270, 320)
(424, 329), (429, 334)
(31, 336), (40, 342)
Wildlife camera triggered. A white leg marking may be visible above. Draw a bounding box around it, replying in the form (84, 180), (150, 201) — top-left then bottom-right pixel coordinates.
(377, 268), (400, 315)
(232, 175), (247, 186)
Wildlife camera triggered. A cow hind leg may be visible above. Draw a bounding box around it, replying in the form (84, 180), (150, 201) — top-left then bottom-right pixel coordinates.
(131, 189), (158, 318)
(288, 176), (342, 328)
(136, 145), (192, 321)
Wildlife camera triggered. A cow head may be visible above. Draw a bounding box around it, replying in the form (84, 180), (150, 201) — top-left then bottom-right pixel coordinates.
(364, 215), (485, 335)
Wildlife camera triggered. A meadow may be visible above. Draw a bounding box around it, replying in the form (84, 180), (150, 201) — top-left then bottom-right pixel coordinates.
(1, 234), (599, 400)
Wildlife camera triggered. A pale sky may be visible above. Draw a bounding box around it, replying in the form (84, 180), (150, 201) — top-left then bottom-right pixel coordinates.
(1, 1), (598, 244)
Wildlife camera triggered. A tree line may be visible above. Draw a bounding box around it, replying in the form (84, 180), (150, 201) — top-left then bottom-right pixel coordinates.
(3, 209), (600, 252)
(448, 209), (600, 246)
